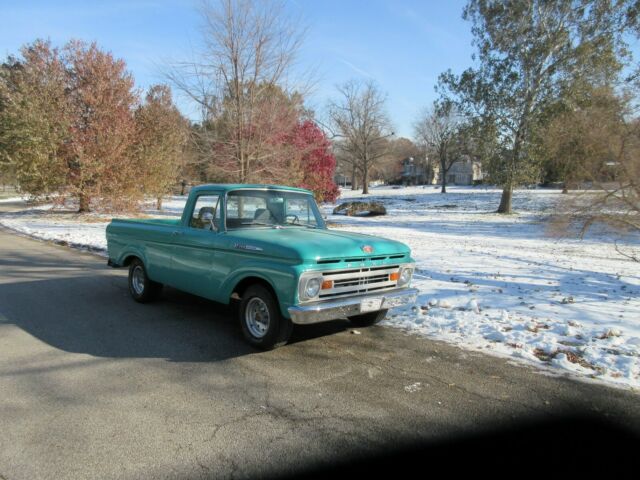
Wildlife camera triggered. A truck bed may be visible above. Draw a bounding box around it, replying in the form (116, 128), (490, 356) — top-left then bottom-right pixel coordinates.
(110, 218), (182, 227)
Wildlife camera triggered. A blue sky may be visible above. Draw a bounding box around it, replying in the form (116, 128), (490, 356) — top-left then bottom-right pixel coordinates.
(0, 0), (477, 137)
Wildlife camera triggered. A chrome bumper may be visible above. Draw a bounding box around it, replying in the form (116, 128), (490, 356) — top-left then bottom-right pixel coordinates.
(288, 288), (419, 325)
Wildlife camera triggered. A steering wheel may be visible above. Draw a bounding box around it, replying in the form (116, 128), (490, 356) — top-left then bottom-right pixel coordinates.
(285, 214), (299, 224)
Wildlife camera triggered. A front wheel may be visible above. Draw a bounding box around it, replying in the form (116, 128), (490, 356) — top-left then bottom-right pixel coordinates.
(128, 258), (162, 303)
(348, 309), (388, 327)
(239, 284), (293, 350)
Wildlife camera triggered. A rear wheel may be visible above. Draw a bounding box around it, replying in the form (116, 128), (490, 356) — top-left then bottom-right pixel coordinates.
(348, 309), (388, 327)
(128, 258), (162, 303)
(239, 284), (293, 350)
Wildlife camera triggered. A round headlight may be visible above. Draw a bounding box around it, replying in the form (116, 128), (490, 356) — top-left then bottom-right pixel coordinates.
(399, 267), (413, 286)
(305, 277), (321, 298)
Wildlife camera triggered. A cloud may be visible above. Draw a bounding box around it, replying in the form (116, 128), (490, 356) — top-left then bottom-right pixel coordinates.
(337, 57), (374, 79)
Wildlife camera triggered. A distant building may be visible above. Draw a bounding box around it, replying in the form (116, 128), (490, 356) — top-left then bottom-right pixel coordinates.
(334, 173), (351, 187)
(400, 157), (435, 185)
(436, 157), (484, 185)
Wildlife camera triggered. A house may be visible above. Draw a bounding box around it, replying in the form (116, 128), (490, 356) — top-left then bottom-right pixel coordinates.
(399, 156), (483, 186)
(400, 157), (435, 185)
(437, 157), (484, 185)
(334, 173), (351, 187)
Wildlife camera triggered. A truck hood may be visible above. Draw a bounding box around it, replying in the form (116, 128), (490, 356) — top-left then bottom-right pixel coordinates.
(224, 227), (410, 262)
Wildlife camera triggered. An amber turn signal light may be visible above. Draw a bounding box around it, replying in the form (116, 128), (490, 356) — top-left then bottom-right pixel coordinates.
(321, 280), (333, 289)
(389, 272), (400, 281)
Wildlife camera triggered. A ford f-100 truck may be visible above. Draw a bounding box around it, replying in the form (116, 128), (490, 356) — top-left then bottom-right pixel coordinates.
(106, 184), (417, 349)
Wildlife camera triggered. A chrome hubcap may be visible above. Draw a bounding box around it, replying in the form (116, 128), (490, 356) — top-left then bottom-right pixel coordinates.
(245, 297), (270, 338)
(132, 266), (145, 295)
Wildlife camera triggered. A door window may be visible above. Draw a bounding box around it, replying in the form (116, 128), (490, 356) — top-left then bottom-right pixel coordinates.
(190, 194), (221, 231)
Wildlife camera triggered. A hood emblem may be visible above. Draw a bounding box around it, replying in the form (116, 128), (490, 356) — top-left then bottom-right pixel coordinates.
(361, 245), (374, 253)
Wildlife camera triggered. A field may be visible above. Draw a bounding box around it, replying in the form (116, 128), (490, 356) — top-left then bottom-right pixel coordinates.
(1, 185), (638, 389)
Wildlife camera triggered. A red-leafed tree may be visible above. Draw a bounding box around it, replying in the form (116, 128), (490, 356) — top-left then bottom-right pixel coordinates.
(62, 40), (139, 212)
(289, 120), (339, 203)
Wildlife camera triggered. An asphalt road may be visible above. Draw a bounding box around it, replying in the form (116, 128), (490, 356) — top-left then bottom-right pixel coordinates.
(0, 209), (639, 479)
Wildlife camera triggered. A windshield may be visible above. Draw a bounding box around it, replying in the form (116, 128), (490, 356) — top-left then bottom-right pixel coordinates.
(225, 189), (326, 230)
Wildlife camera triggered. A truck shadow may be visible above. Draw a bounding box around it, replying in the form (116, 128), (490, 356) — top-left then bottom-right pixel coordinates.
(0, 272), (352, 363)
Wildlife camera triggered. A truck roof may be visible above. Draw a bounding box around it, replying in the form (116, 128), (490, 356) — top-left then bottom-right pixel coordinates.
(189, 184), (313, 195)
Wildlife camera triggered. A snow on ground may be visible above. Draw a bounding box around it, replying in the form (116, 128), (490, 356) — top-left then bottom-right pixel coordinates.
(0, 206), (112, 254)
(0, 197), (185, 255)
(0, 196), (26, 203)
(0, 185), (639, 390)
(327, 185), (640, 390)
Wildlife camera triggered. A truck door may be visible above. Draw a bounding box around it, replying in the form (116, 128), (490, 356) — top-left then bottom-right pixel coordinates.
(169, 192), (225, 299)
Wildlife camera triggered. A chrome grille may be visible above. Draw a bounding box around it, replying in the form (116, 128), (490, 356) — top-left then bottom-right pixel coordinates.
(319, 265), (399, 299)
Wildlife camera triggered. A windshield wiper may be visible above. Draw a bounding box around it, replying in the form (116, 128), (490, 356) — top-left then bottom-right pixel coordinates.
(283, 222), (318, 229)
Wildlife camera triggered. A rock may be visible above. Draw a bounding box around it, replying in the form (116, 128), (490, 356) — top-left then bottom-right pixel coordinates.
(437, 299), (452, 309)
(466, 299), (480, 314)
(332, 201), (386, 216)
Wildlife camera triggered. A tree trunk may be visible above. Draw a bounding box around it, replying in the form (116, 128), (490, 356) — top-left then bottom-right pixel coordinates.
(362, 163), (369, 194)
(499, 125), (524, 213)
(351, 165), (358, 190)
(180, 180), (186, 196)
(440, 157), (447, 193)
(562, 185), (569, 194)
(78, 193), (90, 213)
(156, 197), (163, 210)
(497, 185), (513, 213)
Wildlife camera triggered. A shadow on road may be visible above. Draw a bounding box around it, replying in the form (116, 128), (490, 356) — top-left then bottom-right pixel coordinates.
(0, 271), (352, 363)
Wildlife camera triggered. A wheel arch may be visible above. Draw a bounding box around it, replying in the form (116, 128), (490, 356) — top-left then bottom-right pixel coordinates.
(232, 275), (279, 304)
(122, 254), (142, 267)
(116, 246), (147, 268)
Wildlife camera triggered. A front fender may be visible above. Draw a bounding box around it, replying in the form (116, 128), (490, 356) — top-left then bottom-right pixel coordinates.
(220, 261), (297, 319)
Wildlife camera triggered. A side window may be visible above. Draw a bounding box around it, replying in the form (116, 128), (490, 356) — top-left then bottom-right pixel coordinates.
(190, 194), (221, 231)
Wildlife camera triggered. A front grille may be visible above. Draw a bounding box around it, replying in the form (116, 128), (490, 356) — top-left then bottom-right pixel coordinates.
(316, 253), (406, 265)
(319, 265), (400, 299)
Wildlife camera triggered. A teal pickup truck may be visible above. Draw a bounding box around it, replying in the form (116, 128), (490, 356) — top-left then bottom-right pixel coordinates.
(106, 184), (417, 349)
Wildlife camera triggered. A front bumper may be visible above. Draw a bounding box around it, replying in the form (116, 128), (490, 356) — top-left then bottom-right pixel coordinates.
(288, 287), (419, 325)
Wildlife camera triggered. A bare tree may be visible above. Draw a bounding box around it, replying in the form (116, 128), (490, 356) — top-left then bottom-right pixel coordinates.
(328, 79), (393, 194)
(376, 137), (420, 184)
(413, 101), (463, 193)
(167, 0), (306, 183)
(332, 139), (360, 190)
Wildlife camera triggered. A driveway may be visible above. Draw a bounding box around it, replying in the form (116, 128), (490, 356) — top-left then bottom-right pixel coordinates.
(0, 216), (638, 479)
